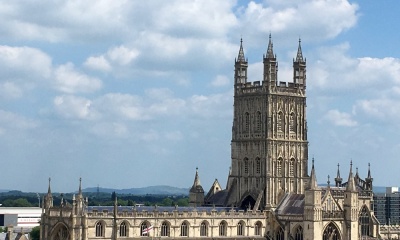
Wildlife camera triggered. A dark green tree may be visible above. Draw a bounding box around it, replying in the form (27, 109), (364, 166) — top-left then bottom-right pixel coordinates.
(30, 226), (40, 240)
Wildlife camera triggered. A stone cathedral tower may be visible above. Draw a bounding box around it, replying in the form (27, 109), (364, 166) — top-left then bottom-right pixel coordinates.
(226, 35), (309, 210)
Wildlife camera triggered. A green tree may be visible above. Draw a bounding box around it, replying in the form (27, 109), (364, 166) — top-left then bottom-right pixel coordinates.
(161, 198), (173, 206)
(176, 198), (189, 207)
(30, 226), (40, 240)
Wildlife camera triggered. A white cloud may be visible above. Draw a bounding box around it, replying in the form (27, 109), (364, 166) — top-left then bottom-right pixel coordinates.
(0, 82), (23, 99)
(53, 95), (96, 120)
(239, 0), (358, 44)
(53, 63), (102, 94)
(107, 45), (140, 66)
(324, 109), (357, 127)
(0, 109), (38, 133)
(211, 75), (230, 87)
(355, 98), (400, 123)
(84, 56), (111, 72)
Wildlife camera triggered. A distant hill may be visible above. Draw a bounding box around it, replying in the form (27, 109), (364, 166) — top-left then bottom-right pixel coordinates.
(83, 185), (189, 196)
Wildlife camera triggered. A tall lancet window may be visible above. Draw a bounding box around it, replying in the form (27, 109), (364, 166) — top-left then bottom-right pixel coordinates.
(289, 112), (296, 132)
(256, 111), (262, 132)
(245, 112), (250, 133)
(277, 112), (284, 132)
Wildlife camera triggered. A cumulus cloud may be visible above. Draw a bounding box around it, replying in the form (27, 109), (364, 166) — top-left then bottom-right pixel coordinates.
(0, 109), (38, 133)
(238, 0), (358, 44)
(84, 56), (111, 72)
(211, 75), (230, 87)
(53, 95), (96, 120)
(53, 63), (102, 94)
(324, 109), (357, 127)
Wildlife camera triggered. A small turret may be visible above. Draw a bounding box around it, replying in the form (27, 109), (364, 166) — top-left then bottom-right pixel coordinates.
(263, 34), (278, 87)
(307, 158), (318, 190)
(293, 38), (306, 88)
(189, 167), (204, 207)
(365, 163), (373, 190)
(346, 161), (357, 192)
(44, 178), (53, 210)
(334, 163), (343, 187)
(234, 38), (248, 87)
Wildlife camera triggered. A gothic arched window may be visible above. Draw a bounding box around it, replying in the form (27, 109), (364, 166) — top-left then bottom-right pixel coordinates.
(276, 227), (284, 240)
(95, 222), (104, 237)
(244, 158), (249, 174)
(294, 226), (303, 240)
(200, 221), (208, 237)
(359, 206), (371, 236)
(290, 159), (295, 177)
(161, 221), (170, 237)
(277, 158), (283, 176)
(180, 221), (189, 237)
(219, 221), (227, 236)
(237, 221), (245, 236)
(323, 222), (341, 240)
(53, 224), (69, 240)
(119, 222), (127, 237)
(245, 112), (250, 132)
(254, 221), (262, 236)
(289, 112), (296, 132)
(140, 222), (151, 236)
(256, 111), (262, 132)
(277, 112), (283, 132)
(256, 158), (261, 174)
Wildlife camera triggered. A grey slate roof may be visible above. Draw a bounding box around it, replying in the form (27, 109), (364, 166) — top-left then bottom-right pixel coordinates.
(275, 193), (304, 216)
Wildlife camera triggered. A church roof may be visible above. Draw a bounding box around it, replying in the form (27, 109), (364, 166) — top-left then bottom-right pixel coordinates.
(87, 205), (238, 213)
(275, 193), (304, 216)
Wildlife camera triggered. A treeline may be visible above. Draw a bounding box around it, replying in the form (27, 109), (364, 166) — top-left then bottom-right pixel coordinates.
(0, 191), (189, 207)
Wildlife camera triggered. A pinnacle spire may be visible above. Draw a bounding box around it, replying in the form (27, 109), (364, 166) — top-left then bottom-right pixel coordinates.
(335, 163), (343, 187)
(367, 163), (372, 179)
(78, 177), (82, 196)
(266, 33), (274, 58)
(295, 38), (304, 62)
(47, 177), (52, 195)
(237, 38), (246, 62)
(346, 161), (356, 192)
(193, 167), (201, 187)
(308, 158), (318, 190)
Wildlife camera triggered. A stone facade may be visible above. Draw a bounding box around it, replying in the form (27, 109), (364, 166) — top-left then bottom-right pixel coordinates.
(41, 36), (381, 240)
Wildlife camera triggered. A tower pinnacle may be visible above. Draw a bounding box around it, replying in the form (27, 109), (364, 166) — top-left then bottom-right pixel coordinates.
(308, 158), (318, 190)
(346, 161), (356, 192)
(295, 38), (304, 62)
(266, 34), (274, 58)
(237, 38), (246, 62)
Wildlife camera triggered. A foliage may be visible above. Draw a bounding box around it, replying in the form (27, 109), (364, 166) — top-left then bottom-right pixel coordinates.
(30, 226), (40, 240)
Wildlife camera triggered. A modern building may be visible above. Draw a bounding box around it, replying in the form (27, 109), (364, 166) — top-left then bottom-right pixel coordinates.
(0, 207), (41, 228)
(374, 187), (400, 225)
(41, 36), (380, 240)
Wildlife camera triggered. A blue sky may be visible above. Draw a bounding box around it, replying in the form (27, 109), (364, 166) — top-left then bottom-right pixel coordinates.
(1, 0), (399, 193)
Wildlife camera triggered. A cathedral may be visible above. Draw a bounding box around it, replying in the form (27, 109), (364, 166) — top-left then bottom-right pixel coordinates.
(41, 36), (380, 240)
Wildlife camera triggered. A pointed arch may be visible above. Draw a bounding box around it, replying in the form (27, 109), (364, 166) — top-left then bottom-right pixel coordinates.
(277, 111), (284, 132)
(293, 225), (303, 240)
(359, 205), (371, 236)
(200, 221), (209, 237)
(237, 220), (245, 236)
(276, 227), (284, 240)
(245, 112), (250, 132)
(95, 221), (105, 237)
(51, 222), (70, 240)
(219, 220), (227, 236)
(244, 158), (249, 174)
(119, 221), (128, 237)
(256, 111), (262, 132)
(254, 221), (262, 236)
(323, 222), (341, 240)
(140, 221), (151, 236)
(255, 157), (261, 174)
(180, 221), (189, 237)
(160, 221), (170, 237)
(289, 112), (296, 132)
